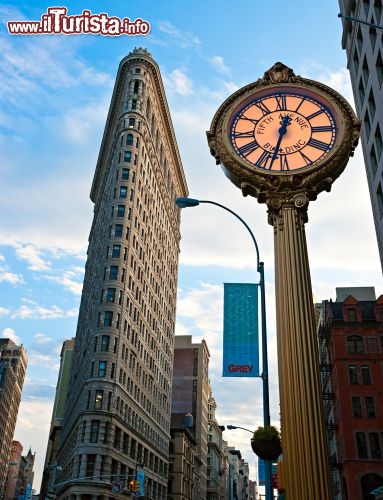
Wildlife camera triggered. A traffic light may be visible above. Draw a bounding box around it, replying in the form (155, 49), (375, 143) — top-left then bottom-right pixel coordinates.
(128, 480), (139, 492)
(128, 480), (135, 492)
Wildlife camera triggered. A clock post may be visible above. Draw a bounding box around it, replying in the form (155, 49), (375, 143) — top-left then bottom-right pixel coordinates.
(207, 62), (359, 500)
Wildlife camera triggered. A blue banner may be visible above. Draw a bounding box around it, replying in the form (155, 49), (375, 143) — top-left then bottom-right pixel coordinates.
(223, 283), (259, 377)
(136, 471), (145, 496)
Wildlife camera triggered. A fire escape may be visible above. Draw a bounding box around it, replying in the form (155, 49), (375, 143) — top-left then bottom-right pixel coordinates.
(318, 303), (341, 499)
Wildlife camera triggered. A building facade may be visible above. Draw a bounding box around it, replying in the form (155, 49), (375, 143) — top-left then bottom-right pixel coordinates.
(54, 48), (188, 500)
(318, 287), (383, 499)
(338, 0), (383, 270)
(4, 443), (35, 500)
(4, 440), (23, 500)
(207, 393), (224, 500)
(0, 339), (27, 498)
(41, 339), (75, 500)
(168, 419), (197, 500)
(172, 336), (211, 500)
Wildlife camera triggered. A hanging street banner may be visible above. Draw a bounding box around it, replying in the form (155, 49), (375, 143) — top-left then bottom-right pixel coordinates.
(223, 283), (259, 377)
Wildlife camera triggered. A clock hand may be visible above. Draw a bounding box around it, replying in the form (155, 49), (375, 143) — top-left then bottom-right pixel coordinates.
(270, 115), (292, 167)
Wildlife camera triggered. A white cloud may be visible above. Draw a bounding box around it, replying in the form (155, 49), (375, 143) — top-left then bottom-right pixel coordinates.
(28, 352), (60, 370)
(14, 397), (54, 490)
(166, 68), (194, 96)
(0, 265), (24, 285)
(210, 55), (231, 75)
(11, 299), (77, 320)
(44, 266), (84, 296)
(157, 21), (201, 49)
(15, 244), (51, 271)
(34, 333), (53, 345)
(2, 327), (21, 344)
(0, 307), (10, 317)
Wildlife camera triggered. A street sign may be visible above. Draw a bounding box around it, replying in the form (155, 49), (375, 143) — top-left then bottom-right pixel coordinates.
(111, 480), (123, 493)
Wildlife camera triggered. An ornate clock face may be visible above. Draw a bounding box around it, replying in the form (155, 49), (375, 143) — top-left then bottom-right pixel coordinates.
(229, 87), (338, 171)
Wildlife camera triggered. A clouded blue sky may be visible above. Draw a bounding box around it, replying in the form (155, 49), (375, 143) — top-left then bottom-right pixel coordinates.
(1, 0), (382, 493)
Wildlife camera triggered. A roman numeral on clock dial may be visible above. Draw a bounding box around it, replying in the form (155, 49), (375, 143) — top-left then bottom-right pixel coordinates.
(237, 140), (259, 157)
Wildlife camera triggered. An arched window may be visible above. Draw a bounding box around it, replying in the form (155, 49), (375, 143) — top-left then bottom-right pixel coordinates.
(347, 335), (364, 354)
(126, 134), (134, 146)
(361, 473), (383, 500)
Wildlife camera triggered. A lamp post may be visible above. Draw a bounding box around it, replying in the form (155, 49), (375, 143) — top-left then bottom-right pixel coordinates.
(175, 196), (272, 500)
(226, 425), (253, 434)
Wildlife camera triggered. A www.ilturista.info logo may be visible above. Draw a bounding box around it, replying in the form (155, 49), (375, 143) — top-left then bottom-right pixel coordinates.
(7, 7), (150, 36)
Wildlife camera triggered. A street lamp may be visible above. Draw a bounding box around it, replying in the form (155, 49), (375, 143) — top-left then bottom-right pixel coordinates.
(226, 425), (253, 434)
(175, 196), (272, 500)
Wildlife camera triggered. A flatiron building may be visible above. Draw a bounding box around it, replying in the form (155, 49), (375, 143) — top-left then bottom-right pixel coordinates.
(53, 48), (188, 500)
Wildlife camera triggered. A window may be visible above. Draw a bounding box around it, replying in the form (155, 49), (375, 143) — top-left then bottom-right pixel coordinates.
(114, 426), (121, 449)
(119, 186), (127, 198)
(352, 396), (362, 417)
(375, 0), (383, 22)
(81, 420), (86, 442)
(112, 245), (121, 258)
(101, 335), (110, 352)
(368, 89), (376, 119)
(86, 454), (96, 477)
(94, 390), (104, 409)
(370, 144), (378, 177)
(370, 432), (381, 458)
(123, 433), (129, 454)
(369, 26), (377, 50)
(377, 184), (383, 216)
(104, 311), (113, 327)
(117, 205), (125, 217)
(347, 335), (364, 353)
(122, 168), (129, 180)
(114, 224), (123, 237)
(128, 117), (135, 127)
(375, 123), (383, 157)
(98, 361), (107, 377)
(356, 432), (368, 458)
(110, 266), (118, 280)
(133, 80), (139, 93)
(368, 336), (378, 352)
(124, 151), (132, 162)
(361, 365), (371, 384)
(364, 111), (371, 137)
(358, 78), (365, 105)
(106, 288), (116, 303)
(366, 396), (376, 417)
(377, 50), (383, 86)
(90, 420), (100, 443)
(131, 99), (137, 110)
(104, 422), (110, 444)
(348, 365), (358, 384)
(362, 56), (369, 85)
(126, 134), (134, 146)
(353, 48), (359, 73)
(348, 308), (357, 322)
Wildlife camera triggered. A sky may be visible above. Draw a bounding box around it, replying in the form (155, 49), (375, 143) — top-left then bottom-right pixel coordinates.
(1, 0), (383, 494)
